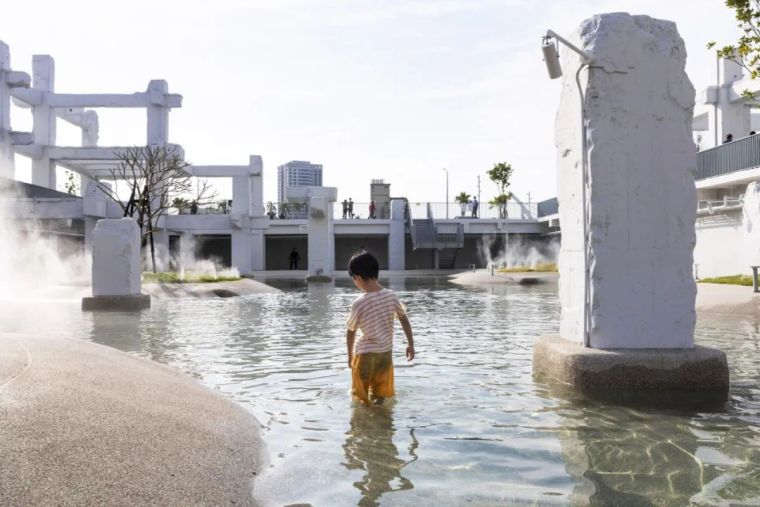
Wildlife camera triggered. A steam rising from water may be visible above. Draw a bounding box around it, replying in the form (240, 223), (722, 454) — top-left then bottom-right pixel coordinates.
(0, 178), (91, 304)
(479, 233), (559, 269)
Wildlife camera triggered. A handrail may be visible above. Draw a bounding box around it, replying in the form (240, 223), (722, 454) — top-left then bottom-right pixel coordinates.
(697, 133), (760, 180)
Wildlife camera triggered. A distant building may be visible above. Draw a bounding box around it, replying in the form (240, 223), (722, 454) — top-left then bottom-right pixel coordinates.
(277, 161), (323, 203)
(370, 179), (391, 219)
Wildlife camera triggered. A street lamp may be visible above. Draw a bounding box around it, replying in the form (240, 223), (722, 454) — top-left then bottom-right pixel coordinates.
(542, 29), (594, 348)
(442, 168), (449, 219)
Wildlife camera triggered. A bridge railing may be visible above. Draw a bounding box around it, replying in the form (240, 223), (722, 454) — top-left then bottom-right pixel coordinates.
(697, 133), (760, 180)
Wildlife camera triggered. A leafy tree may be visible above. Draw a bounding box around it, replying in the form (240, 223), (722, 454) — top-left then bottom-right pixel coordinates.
(454, 191), (471, 204)
(97, 145), (217, 272)
(487, 162), (513, 218)
(708, 1), (760, 98)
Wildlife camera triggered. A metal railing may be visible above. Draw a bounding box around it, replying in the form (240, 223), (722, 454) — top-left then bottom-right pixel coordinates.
(420, 201), (537, 220)
(697, 197), (743, 215)
(697, 133), (760, 180)
(332, 202), (387, 219)
(263, 202), (309, 220)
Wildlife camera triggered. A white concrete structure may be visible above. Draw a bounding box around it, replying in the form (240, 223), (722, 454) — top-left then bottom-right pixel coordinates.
(0, 40), (549, 277)
(556, 13), (697, 349)
(90, 219), (142, 297)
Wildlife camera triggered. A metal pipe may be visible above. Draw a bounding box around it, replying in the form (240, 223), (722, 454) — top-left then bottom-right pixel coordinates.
(575, 63), (591, 348)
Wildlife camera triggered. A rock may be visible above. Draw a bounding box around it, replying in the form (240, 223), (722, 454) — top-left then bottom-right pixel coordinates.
(555, 13), (697, 348)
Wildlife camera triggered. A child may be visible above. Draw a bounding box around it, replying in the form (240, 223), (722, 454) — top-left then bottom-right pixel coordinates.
(345, 252), (415, 405)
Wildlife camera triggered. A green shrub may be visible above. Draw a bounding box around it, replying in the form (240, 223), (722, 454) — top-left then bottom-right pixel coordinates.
(143, 272), (241, 284)
(698, 275), (754, 286)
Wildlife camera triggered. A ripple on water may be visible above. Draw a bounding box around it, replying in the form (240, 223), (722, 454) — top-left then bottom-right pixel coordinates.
(6, 278), (760, 506)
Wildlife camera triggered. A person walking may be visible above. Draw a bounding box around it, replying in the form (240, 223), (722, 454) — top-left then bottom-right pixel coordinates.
(288, 248), (300, 270)
(369, 201), (376, 219)
(342, 199), (349, 219)
(348, 198), (354, 219)
(471, 196), (479, 218)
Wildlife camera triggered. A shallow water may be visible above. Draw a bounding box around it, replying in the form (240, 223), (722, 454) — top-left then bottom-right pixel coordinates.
(3, 277), (760, 506)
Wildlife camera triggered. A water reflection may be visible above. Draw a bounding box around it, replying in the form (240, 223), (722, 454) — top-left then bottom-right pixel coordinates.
(7, 278), (760, 505)
(342, 404), (416, 506)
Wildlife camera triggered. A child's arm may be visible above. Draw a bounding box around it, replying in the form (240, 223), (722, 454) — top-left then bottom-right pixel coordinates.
(346, 329), (356, 368)
(399, 314), (415, 361)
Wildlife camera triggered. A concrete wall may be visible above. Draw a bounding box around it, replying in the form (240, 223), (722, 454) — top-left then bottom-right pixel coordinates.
(694, 213), (743, 279)
(265, 235), (308, 270)
(335, 236), (388, 270)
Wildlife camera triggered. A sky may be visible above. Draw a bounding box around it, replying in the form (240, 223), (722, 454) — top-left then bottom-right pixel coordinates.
(0, 0), (743, 204)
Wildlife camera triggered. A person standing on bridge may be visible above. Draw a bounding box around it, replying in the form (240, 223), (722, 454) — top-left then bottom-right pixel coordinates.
(471, 196), (479, 218)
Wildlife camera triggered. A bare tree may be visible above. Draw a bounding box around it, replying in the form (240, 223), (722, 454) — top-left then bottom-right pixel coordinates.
(96, 145), (217, 272)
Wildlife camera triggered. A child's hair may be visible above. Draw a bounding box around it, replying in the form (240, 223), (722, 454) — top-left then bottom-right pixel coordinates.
(348, 252), (379, 280)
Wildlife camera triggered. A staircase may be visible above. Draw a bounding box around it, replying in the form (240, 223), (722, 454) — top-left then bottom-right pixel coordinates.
(437, 249), (459, 269)
(404, 200), (465, 265)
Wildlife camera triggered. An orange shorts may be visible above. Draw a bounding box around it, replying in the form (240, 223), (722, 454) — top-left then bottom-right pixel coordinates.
(351, 351), (394, 404)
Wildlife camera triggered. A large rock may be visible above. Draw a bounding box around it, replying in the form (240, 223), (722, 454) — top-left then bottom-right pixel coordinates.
(556, 13), (697, 348)
(91, 218), (142, 297)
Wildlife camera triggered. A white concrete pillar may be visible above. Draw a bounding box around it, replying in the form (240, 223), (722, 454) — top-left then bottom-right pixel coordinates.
(388, 199), (405, 270)
(249, 155), (264, 216)
(251, 229), (265, 271)
(0, 42), (14, 179)
(146, 80), (169, 144)
(232, 175), (250, 217)
(231, 229), (253, 274)
(307, 195), (335, 276)
(31, 55), (56, 189)
(556, 13), (697, 349)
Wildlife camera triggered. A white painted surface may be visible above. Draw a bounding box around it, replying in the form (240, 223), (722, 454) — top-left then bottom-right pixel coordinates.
(91, 218), (142, 297)
(694, 211), (743, 279)
(556, 13), (697, 349)
(388, 199), (405, 270)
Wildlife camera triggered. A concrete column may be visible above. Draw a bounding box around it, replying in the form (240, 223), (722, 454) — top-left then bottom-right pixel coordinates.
(555, 13), (696, 349)
(307, 195), (335, 276)
(249, 155), (263, 216)
(31, 55), (56, 189)
(232, 175), (250, 217)
(0, 42), (14, 179)
(251, 229), (265, 271)
(146, 80), (169, 145)
(388, 199), (405, 271)
(231, 229), (253, 274)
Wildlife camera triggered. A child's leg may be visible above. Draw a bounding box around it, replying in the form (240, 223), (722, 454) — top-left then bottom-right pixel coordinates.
(351, 355), (371, 405)
(369, 351), (394, 400)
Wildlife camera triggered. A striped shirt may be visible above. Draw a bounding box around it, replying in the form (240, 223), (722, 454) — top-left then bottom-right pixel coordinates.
(346, 288), (406, 355)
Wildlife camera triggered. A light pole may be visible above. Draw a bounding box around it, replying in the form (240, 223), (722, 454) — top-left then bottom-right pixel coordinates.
(542, 29), (594, 348)
(442, 168), (449, 219)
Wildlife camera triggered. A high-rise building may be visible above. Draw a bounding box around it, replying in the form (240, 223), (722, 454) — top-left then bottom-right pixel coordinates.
(277, 160), (323, 203)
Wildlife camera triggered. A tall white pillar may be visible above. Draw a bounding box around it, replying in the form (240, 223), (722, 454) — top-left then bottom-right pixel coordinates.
(0, 42), (14, 179)
(388, 199), (405, 271)
(146, 80), (169, 145)
(231, 230), (253, 274)
(556, 13), (696, 349)
(251, 229), (265, 271)
(31, 55), (56, 189)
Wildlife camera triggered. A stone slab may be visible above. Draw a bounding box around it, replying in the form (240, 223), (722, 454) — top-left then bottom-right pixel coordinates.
(81, 293), (151, 311)
(533, 335), (729, 403)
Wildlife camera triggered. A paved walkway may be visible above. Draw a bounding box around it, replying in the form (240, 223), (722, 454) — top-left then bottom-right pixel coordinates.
(0, 334), (265, 505)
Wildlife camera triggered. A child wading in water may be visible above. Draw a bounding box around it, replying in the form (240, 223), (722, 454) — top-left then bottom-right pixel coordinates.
(346, 252), (415, 405)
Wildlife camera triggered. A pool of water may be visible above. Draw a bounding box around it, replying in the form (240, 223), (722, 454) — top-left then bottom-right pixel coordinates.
(4, 277), (760, 506)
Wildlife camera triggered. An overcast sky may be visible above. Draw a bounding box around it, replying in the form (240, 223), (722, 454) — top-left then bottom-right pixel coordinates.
(1, 0), (743, 204)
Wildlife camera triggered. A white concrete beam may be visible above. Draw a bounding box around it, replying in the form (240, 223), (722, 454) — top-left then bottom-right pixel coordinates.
(48, 92), (182, 109)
